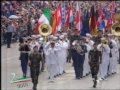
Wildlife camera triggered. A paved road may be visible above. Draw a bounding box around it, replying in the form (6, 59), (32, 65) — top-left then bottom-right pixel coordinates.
(1, 43), (120, 90)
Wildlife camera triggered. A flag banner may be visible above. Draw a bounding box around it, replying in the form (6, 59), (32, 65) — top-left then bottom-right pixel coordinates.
(61, 2), (67, 27)
(34, 8), (52, 34)
(75, 2), (81, 31)
(81, 10), (90, 36)
(90, 5), (98, 35)
(52, 4), (62, 34)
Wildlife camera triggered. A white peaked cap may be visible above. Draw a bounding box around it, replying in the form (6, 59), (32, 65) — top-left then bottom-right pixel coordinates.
(101, 37), (106, 40)
(39, 37), (44, 41)
(31, 35), (36, 38)
(59, 35), (64, 39)
(86, 33), (92, 37)
(53, 36), (58, 40)
(62, 33), (67, 36)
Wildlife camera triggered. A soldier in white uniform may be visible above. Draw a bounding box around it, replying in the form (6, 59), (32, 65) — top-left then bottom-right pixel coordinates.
(57, 35), (68, 75)
(44, 41), (59, 81)
(61, 35), (69, 74)
(83, 38), (91, 77)
(108, 35), (118, 75)
(97, 38), (110, 80)
(53, 36), (61, 77)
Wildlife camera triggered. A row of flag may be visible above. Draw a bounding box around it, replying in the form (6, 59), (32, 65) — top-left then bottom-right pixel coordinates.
(34, 1), (116, 36)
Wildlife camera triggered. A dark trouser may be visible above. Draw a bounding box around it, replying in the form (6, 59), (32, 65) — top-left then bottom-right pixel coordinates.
(90, 63), (99, 87)
(67, 49), (72, 63)
(6, 32), (12, 48)
(72, 50), (84, 78)
(41, 59), (45, 71)
(21, 60), (28, 76)
(119, 49), (120, 64)
(20, 53), (28, 76)
(30, 66), (40, 86)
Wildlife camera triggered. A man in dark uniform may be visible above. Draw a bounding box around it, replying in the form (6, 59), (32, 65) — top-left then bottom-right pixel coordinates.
(19, 40), (30, 78)
(71, 38), (87, 79)
(29, 46), (42, 90)
(89, 43), (102, 88)
(68, 29), (81, 64)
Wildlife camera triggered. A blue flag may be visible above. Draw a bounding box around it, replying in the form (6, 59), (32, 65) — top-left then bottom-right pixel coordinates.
(98, 20), (105, 31)
(81, 10), (90, 36)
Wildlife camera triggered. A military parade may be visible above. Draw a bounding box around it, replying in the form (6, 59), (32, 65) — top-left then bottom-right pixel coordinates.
(1, 1), (120, 90)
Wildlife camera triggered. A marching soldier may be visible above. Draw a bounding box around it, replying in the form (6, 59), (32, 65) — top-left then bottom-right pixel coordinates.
(118, 37), (120, 64)
(108, 35), (118, 75)
(44, 41), (59, 81)
(59, 35), (69, 74)
(19, 39), (30, 78)
(29, 46), (42, 90)
(89, 43), (102, 88)
(98, 38), (110, 80)
(71, 38), (87, 79)
(83, 38), (91, 77)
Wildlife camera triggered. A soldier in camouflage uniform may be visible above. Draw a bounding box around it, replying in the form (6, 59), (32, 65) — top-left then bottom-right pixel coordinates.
(89, 43), (102, 88)
(29, 46), (42, 90)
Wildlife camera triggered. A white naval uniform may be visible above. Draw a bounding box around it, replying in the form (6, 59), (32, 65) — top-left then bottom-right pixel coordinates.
(44, 45), (59, 80)
(115, 38), (120, 63)
(98, 44), (110, 79)
(55, 42), (61, 75)
(109, 39), (118, 74)
(83, 43), (91, 76)
(62, 40), (69, 72)
(57, 40), (68, 74)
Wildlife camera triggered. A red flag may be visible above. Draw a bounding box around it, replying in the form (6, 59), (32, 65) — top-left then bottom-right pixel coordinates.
(52, 4), (62, 35)
(56, 5), (62, 31)
(65, 4), (73, 28)
(65, 7), (70, 28)
(90, 5), (97, 35)
(75, 2), (81, 31)
(52, 10), (57, 35)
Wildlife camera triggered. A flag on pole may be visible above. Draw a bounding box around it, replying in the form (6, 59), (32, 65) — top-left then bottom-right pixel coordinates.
(34, 8), (52, 34)
(75, 2), (81, 31)
(81, 10), (90, 36)
(56, 5), (62, 32)
(98, 20), (105, 31)
(69, 5), (74, 25)
(90, 5), (97, 35)
(65, 4), (73, 28)
(52, 4), (62, 35)
(52, 10), (57, 35)
(61, 2), (67, 27)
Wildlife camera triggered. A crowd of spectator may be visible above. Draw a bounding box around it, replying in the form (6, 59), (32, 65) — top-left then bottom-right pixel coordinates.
(1, 1), (120, 45)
